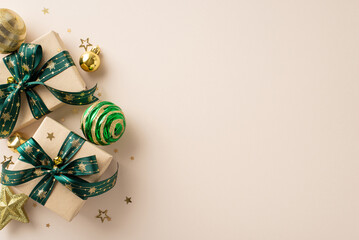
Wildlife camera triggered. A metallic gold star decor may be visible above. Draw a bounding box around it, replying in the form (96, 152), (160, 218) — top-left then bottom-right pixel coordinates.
(96, 209), (111, 223)
(42, 8), (49, 14)
(46, 223), (50, 228)
(47, 132), (55, 141)
(125, 196), (132, 204)
(1, 156), (13, 169)
(130, 156), (135, 160)
(0, 186), (29, 230)
(79, 38), (93, 51)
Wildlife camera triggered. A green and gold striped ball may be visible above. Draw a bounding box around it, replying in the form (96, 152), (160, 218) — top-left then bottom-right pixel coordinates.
(81, 101), (126, 145)
(0, 9), (26, 53)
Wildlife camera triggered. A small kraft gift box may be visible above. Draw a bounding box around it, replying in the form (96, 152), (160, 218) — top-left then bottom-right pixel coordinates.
(0, 31), (97, 138)
(1, 117), (118, 221)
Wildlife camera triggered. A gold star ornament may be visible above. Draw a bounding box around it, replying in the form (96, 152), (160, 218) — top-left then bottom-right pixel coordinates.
(125, 196), (132, 204)
(47, 132), (55, 141)
(0, 186), (29, 230)
(79, 38), (93, 51)
(42, 8), (49, 14)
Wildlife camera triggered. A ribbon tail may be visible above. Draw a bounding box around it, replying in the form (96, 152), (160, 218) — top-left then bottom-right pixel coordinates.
(56, 163), (119, 200)
(1, 161), (47, 186)
(29, 174), (56, 205)
(0, 90), (21, 138)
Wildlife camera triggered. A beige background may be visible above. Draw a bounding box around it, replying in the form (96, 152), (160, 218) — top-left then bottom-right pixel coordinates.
(1, 0), (359, 239)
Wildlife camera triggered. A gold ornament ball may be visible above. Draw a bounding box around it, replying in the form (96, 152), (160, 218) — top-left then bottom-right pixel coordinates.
(0, 9), (26, 53)
(79, 46), (101, 72)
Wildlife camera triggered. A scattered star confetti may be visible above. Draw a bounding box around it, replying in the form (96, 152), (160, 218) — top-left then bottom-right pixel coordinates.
(42, 8), (49, 14)
(96, 209), (111, 223)
(130, 156), (135, 160)
(1, 156), (13, 169)
(67, 28), (71, 33)
(46, 223), (50, 228)
(97, 92), (102, 97)
(79, 38), (93, 51)
(114, 149), (118, 153)
(47, 132), (55, 141)
(61, 118), (65, 122)
(33, 203), (37, 208)
(71, 108), (79, 114)
(125, 196), (132, 204)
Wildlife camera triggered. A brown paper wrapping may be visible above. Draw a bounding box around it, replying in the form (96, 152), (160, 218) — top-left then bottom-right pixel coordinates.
(0, 31), (86, 132)
(11, 117), (113, 221)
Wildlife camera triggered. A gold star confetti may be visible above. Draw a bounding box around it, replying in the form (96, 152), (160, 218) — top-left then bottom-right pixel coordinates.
(42, 8), (49, 14)
(47, 132), (55, 141)
(46, 223), (50, 228)
(98, 92), (102, 97)
(61, 118), (65, 122)
(0, 186), (29, 230)
(130, 156), (135, 160)
(33, 203), (37, 208)
(125, 196), (132, 204)
(114, 149), (118, 153)
(79, 38), (93, 51)
(78, 163), (86, 172)
(1, 156), (13, 169)
(67, 28), (71, 33)
(71, 108), (79, 114)
(96, 209), (111, 223)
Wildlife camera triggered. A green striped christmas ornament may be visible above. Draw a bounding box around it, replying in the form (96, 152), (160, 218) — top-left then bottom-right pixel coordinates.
(81, 101), (126, 145)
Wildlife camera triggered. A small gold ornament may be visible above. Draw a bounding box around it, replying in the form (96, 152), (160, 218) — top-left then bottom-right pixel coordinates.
(7, 76), (16, 84)
(0, 186), (29, 230)
(79, 46), (101, 72)
(53, 156), (63, 166)
(0, 9), (26, 53)
(7, 132), (27, 153)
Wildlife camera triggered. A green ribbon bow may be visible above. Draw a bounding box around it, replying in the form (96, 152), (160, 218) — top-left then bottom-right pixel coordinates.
(0, 43), (98, 138)
(1, 131), (118, 205)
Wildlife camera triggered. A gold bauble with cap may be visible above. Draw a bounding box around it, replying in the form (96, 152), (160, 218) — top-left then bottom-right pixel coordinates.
(79, 46), (101, 72)
(0, 8), (26, 53)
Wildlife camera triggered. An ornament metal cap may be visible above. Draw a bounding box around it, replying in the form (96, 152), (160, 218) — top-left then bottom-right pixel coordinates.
(91, 46), (101, 55)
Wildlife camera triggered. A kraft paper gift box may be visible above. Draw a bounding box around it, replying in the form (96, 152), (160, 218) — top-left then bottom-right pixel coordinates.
(0, 31), (86, 132)
(10, 117), (113, 221)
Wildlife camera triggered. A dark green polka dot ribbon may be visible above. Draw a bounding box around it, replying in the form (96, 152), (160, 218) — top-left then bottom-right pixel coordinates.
(1, 131), (118, 205)
(0, 43), (98, 138)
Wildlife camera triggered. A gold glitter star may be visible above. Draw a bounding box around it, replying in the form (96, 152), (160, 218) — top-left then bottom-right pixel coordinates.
(67, 28), (71, 33)
(46, 223), (50, 228)
(47, 132), (55, 141)
(34, 169), (43, 177)
(2, 112), (11, 122)
(1, 156), (13, 169)
(24, 145), (33, 154)
(89, 187), (96, 194)
(79, 38), (93, 51)
(42, 8), (49, 14)
(78, 163), (86, 172)
(125, 196), (132, 204)
(96, 209), (110, 223)
(46, 61), (55, 70)
(0, 130), (9, 136)
(0, 186), (29, 230)
(37, 190), (47, 199)
(64, 94), (74, 101)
